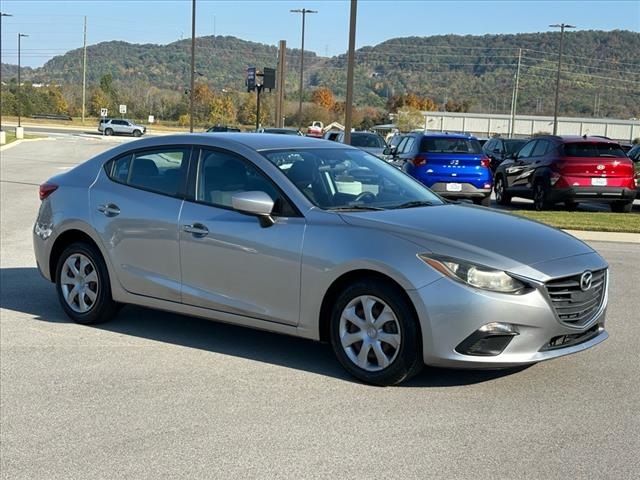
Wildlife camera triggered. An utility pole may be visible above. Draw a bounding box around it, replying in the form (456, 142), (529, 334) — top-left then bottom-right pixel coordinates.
(343, 0), (357, 145)
(508, 48), (522, 138)
(17, 33), (29, 129)
(550, 23), (575, 135)
(189, 0), (196, 133)
(82, 16), (87, 124)
(290, 8), (317, 130)
(275, 40), (286, 128)
(0, 12), (13, 141)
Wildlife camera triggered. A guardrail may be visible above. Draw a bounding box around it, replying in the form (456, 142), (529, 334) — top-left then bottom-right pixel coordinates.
(30, 114), (73, 121)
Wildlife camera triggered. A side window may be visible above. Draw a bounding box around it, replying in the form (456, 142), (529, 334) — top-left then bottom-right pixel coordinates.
(396, 137), (409, 154)
(197, 149), (296, 216)
(107, 154), (132, 183)
(128, 148), (188, 196)
(532, 140), (549, 157)
(517, 140), (537, 159)
(402, 137), (415, 154)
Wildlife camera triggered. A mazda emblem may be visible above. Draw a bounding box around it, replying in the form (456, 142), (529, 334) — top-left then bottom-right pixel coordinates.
(580, 271), (593, 291)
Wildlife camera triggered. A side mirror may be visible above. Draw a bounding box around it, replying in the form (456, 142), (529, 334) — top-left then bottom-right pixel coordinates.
(383, 145), (397, 156)
(231, 191), (276, 227)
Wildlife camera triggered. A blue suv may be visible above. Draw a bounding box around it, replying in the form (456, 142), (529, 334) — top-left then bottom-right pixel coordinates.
(391, 132), (493, 206)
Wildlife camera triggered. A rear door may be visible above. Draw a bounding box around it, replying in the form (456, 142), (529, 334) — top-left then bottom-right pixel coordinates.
(505, 140), (537, 190)
(90, 146), (190, 302)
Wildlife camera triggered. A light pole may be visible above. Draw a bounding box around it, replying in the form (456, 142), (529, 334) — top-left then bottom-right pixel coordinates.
(17, 33), (29, 128)
(550, 23), (575, 135)
(343, 0), (357, 145)
(0, 12), (12, 137)
(189, 0), (196, 133)
(290, 8), (317, 130)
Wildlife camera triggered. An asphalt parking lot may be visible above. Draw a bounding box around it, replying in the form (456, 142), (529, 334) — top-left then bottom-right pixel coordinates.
(1, 136), (639, 479)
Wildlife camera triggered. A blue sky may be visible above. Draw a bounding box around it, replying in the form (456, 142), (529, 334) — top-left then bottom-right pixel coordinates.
(1, 0), (639, 68)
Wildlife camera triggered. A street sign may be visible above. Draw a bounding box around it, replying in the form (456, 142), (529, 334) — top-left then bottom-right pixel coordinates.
(246, 67), (256, 92)
(119, 104), (127, 114)
(148, 115), (155, 124)
(263, 68), (276, 91)
(100, 108), (108, 117)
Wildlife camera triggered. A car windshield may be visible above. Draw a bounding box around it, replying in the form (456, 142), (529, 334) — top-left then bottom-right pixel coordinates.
(350, 134), (386, 149)
(564, 142), (627, 158)
(261, 148), (443, 210)
(504, 140), (527, 154)
(420, 137), (483, 154)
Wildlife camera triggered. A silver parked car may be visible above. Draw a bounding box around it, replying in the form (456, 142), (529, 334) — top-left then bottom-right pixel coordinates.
(33, 134), (608, 385)
(98, 118), (146, 137)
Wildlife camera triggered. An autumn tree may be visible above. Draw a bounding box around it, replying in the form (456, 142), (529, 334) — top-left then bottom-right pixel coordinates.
(311, 87), (335, 110)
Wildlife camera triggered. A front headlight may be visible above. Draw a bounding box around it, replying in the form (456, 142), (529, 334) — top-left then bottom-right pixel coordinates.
(418, 254), (527, 294)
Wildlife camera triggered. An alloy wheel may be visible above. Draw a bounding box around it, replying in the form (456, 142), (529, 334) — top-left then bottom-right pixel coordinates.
(339, 295), (402, 372)
(60, 253), (99, 313)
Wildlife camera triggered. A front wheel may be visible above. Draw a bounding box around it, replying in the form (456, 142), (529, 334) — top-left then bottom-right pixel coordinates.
(611, 200), (633, 213)
(132, 129), (142, 137)
(494, 176), (511, 206)
(330, 280), (423, 386)
(55, 242), (119, 325)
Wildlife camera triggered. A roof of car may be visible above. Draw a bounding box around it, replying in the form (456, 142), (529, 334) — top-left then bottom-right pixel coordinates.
(414, 132), (477, 140)
(538, 135), (622, 144)
(129, 133), (351, 151)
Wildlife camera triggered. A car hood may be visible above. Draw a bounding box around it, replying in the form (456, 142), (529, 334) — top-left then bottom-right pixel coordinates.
(339, 204), (601, 280)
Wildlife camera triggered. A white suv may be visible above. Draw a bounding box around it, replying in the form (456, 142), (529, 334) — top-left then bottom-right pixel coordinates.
(98, 118), (146, 137)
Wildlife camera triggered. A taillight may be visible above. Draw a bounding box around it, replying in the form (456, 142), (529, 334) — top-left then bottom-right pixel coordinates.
(39, 183), (58, 201)
(480, 156), (490, 169)
(412, 154), (428, 167)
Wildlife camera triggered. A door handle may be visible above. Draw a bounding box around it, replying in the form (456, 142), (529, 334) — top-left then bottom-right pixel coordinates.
(183, 223), (209, 237)
(97, 203), (121, 217)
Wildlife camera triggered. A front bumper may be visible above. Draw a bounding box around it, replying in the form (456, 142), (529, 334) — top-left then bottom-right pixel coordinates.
(408, 274), (608, 369)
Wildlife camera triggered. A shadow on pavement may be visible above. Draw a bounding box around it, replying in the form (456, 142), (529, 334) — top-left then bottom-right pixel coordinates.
(1, 267), (529, 387)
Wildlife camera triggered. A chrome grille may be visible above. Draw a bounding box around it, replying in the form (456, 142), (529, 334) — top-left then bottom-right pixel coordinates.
(545, 269), (606, 327)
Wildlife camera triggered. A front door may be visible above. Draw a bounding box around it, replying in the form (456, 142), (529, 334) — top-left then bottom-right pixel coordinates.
(179, 148), (305, 326)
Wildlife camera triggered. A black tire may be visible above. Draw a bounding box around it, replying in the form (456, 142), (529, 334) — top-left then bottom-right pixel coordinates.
(473, 196), (491, 207)
(494, 175), (511, 206)
(104, 128), (114, 136)
(611, 200), (633, 213)
(329, 279), (423, 386)
(533, 182), (551, 211)
(55, 242), (119, 325)
(132, 129), (142, 137)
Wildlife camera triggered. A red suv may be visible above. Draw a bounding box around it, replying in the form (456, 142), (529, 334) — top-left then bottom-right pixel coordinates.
(494, 135), (636, 212)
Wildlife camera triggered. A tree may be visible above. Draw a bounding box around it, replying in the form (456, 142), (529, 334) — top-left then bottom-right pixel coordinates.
(311, 87), (335, 110)
(89, 88), (110, 116)
(209, 95), (236, 125)
(396, 108), (424, 132)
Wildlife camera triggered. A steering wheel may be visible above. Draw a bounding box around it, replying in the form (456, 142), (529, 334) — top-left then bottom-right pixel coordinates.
(354, 191), (376, 203)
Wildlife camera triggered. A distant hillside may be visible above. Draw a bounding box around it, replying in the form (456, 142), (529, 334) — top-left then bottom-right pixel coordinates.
(2, 31), (639, 118)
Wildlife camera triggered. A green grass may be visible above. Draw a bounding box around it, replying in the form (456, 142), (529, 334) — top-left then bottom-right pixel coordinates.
(510, 210), (640, 233)
(2, 131), (41, 145)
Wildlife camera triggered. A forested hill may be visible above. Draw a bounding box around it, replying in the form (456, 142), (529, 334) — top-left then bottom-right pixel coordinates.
(2, 30), (638, 118)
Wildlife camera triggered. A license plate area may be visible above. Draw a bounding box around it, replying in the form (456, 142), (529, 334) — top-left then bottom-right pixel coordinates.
(446, 183), (463, 192)
(591, 178), (607, 186)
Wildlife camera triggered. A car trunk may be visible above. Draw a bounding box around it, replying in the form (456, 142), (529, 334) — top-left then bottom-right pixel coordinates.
(417, 153), (486, 181)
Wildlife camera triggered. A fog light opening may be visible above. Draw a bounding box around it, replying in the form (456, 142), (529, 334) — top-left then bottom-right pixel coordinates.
(456, 322), (519, 356)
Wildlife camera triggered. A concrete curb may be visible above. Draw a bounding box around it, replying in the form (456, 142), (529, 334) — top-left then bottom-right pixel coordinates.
(564, 229), (640, 244)
(0, 137), (53, 152)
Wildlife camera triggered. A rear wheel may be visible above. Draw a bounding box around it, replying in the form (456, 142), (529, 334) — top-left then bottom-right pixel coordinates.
(533, 182), (551, 211)
(494, 175), (511, 206)
(330, 280), (423, 386)
(104, 128), (114, 136)
(55, 242), (118, 325)
(611, 200), (633, 213)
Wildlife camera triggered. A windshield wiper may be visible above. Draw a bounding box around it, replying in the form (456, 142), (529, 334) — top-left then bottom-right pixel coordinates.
(391, 200), (434, 209)
(330, 205), (386, 211)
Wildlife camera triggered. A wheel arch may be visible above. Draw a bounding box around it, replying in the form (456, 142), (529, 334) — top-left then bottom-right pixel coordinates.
(318, 269), (422, 344)
(48, 228), (106, 282)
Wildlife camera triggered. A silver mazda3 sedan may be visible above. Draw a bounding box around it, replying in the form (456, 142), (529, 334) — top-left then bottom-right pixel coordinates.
(33, 134), (608, 385)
